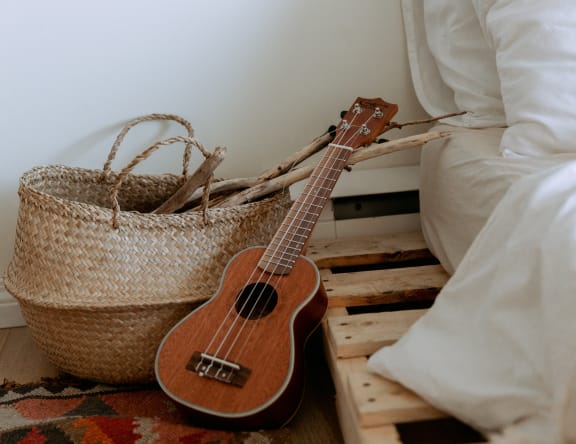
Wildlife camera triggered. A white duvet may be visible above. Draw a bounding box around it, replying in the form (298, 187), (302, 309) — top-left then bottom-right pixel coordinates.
(367, 1), (576, 442)
(370, 158), (576, 443)
(418, 125), (569, 275)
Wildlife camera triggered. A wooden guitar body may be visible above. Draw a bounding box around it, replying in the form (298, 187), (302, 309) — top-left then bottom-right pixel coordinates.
(155, 97), (398, 429)
(155, 246), (328, 429)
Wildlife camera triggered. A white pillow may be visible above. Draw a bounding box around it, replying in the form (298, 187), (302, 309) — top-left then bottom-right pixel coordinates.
(402, 0), (505, 127)
(422, 0), (505, 127)
(474, 0), (576, 157)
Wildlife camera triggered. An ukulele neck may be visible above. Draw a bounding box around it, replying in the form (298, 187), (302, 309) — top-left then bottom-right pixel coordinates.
(257, 143), (352, 275)
(257, 97), (398, 275)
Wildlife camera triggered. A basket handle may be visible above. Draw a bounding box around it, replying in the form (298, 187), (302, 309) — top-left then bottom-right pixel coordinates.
(109, 135), (211, 229)
(103, 114), (204, 177)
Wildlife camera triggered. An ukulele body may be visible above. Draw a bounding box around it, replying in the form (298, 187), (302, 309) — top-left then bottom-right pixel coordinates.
(155, 246), (328, 429)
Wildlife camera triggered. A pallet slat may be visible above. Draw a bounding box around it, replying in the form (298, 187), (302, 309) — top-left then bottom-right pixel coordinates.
(323, 321), (445, 443)
(326, 309), (427, 358)
(307, 232), (432, 269)
(309, 232), (485, 444)
(322, 264), (449, 308)
(348, 369), (446, 427)
(323, 335), (403, 444)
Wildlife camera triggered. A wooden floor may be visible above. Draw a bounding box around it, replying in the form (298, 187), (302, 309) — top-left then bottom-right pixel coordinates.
(0, 325), (344, 443)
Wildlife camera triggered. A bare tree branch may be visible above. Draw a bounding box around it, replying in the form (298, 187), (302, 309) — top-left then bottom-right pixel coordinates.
(153, 146), (226, 214)
(215, 130), (450, 208)
(384, 111), (466, 132)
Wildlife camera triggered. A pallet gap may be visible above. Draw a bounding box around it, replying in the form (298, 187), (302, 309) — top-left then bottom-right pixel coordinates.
(332, 190), (420, 220)
(396, 417), (486, 444)
(346, 299), (434, 315)
(329, 256), (439, 274)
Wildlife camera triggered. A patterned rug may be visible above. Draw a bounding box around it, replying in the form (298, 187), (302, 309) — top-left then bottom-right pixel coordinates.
(0, 376), (292, 443)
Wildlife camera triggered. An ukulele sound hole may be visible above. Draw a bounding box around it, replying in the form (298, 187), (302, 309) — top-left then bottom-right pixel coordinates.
(235, 283), (278, 320)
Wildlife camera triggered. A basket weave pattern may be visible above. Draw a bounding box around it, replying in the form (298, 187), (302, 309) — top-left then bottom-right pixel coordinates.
(4, 117), (291, 383)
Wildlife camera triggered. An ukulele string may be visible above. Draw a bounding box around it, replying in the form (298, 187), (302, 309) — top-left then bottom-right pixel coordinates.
(201, 120), (357, 371)
(194, 258), (267, 375)
(222, 109), (376, 365)
(221, 109), (378, 361)
(195, 125), (341, 367)
(228, 146), (353, 362)
(199, 111), (372, 377)
(198, 106), (374, 377)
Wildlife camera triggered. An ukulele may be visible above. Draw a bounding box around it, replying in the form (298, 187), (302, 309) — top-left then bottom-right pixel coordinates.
(155, 97), (398, 429)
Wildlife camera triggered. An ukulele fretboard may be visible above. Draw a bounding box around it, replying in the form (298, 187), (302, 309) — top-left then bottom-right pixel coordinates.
(258, 144), (351, 274)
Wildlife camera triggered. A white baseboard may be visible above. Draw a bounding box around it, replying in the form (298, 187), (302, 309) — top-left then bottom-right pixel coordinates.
(290, 164), (420, 200)
(303, 165), (422, 241)
(0, 287), (25, 328)
(312, 213), (421, 241)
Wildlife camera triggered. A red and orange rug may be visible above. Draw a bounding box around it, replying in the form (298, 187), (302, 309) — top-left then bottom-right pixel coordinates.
(0, 377), (291, 443)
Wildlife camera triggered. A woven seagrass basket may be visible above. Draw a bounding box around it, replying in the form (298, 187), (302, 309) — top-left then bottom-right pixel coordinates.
(3, 115), (291, 383)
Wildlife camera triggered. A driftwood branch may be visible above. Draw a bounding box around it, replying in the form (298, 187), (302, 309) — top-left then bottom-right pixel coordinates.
(384, 111), (466, 132)
(177, 130), (334, 210)
(346, 131), (448, 165)
(153, 146), (226, 214)
(256, 131), (334, 181)
(215, 130), (449, 208)
(215, 168), (311, 209)
(183, 177), (263, 209)
(153, 110), (459, 213)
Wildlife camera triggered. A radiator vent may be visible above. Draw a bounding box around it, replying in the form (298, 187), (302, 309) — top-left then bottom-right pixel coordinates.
(289, 165), (422, 240)
(332, 190), (419, 220)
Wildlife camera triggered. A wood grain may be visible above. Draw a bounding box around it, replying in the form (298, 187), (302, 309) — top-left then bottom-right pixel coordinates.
(0, 327), (59, 383)
(326, 309), (427, 358)
(155, 247), (327, 428)
(307, 231), (432, 269)
(321, 264), (449, 308)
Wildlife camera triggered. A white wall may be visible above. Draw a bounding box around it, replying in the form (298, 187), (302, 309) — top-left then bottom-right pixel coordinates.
(0, 1), (427, 313)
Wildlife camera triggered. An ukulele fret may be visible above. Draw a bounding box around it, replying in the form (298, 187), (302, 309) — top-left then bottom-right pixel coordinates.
(260, 256), (296, 269)
(278, 222), (313, 233)
(311, 171), (340, 180)
(265, 241), (302, 253)
(306, 184), (334, 194)
(283, 215), (317, 224)
(274, 229), (309, 239)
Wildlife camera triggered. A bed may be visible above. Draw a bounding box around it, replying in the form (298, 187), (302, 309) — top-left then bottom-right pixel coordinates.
(368, 1), (576, 443)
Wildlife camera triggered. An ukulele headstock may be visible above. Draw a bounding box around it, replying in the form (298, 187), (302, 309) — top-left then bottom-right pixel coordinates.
(335, 97), (398, 149)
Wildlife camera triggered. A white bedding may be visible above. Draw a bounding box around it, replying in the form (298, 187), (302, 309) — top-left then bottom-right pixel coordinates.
(367, 1), (576, 442)
(419, 125), (569, 274)
(371, 161), (576, 443)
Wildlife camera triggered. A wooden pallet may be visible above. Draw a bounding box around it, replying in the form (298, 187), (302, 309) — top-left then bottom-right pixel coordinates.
(307, 232), (486, 444)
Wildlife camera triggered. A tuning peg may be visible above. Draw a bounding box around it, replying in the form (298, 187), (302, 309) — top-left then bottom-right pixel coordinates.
(376, 138), (389, 144)
(327, 124), (337, 135)
(340, 110), (347, 118)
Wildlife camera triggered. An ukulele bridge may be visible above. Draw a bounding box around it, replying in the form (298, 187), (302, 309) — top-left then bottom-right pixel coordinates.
(187, 351), (251, 387)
